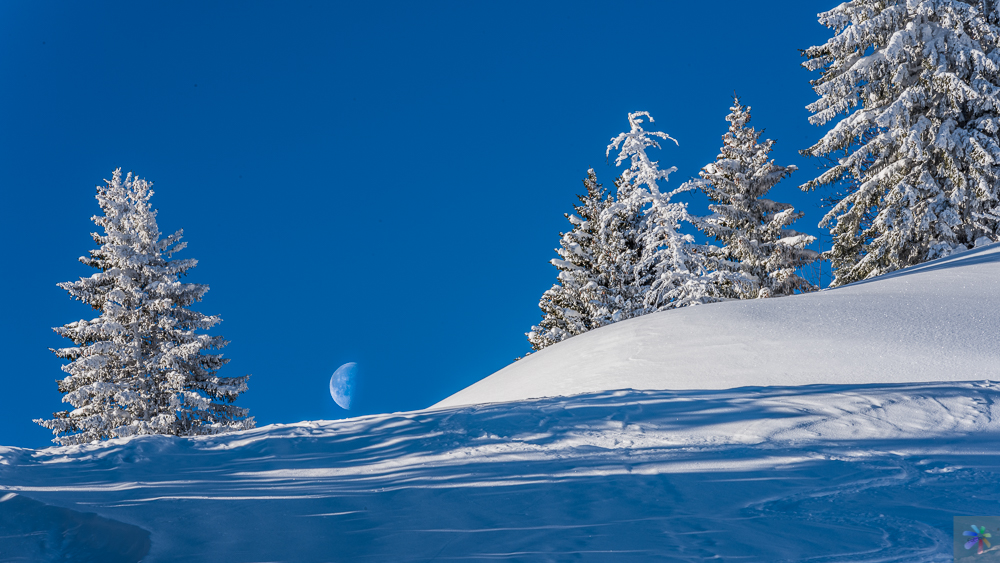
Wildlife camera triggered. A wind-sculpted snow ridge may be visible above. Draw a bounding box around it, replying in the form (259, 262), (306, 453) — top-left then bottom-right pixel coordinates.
(439, 243), (1000, 408)
(2, 381), (1000, 561)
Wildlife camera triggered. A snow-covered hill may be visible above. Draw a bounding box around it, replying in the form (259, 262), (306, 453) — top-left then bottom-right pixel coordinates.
(438, 243), (1000, 408)
(3, 245), (1000, 562)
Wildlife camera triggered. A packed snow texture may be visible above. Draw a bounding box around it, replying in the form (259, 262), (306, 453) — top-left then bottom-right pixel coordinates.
(439, 243), (1000, 409)
(2, 244), (1000, 561)
(2, 382), (1000, 561)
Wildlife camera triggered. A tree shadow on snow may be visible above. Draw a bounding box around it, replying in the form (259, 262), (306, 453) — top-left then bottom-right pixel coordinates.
(0, 493), (150, 563)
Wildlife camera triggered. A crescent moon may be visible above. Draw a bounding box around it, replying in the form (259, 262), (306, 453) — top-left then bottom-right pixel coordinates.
(329, 362), (357, 410)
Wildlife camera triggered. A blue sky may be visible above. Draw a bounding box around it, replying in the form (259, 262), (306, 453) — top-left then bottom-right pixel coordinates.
(1, 1), (835, 447)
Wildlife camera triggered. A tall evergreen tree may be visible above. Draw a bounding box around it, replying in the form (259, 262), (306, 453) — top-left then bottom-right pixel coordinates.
(801, 0), (1000, 286)
(606, 111), (722, 311)
(36, 169), (254, 445)
(528, 170), (611, 351)
(591, 176), (656, 325)
(698, 97), (819, 298)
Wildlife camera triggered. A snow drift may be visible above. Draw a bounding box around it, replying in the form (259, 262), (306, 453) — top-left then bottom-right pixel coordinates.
(438, 243), (1000, 408)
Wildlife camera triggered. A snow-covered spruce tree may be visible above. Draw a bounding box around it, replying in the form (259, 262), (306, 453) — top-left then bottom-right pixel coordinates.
(36, 169), (254, 445)
(527, 170), (612, 351)
(698, 97), (819, 298)
(591, 175), (657, 325)
(606, 111), (724, 312)
(801, 0), (1000, 286)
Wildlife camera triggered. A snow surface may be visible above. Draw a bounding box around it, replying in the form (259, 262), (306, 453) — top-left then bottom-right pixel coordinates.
(3, 245), (1000, 561)
(3, 383), (1000, 561)
(438, 243), (1000, 408)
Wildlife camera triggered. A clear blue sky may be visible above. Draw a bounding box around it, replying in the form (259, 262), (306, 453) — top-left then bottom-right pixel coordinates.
(0, 1), (835, 448)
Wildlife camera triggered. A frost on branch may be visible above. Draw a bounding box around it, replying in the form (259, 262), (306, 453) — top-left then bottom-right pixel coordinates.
(35, 169), (254, 445)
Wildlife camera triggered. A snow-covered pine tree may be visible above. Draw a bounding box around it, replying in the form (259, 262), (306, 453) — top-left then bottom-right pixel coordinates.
(36, 169), (254, 445)
(590, 175), (656, 325)
(606, 111), (722, 311)
(698, 97), (819, 298)
(801, 0), (1000, 286)
(527, 170), (612, 351)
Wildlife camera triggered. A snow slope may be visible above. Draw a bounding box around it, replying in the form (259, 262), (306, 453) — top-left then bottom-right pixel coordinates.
(2, 245), (1000, 561)
(3, 382), (1000, 561)
(438, 243), (1000, 408)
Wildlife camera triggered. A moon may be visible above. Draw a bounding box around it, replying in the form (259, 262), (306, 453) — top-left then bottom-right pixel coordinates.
(329, 362), (358, 410)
